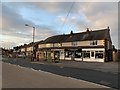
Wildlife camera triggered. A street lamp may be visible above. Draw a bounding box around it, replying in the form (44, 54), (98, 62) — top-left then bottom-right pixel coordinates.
(25, 24), (35, 61)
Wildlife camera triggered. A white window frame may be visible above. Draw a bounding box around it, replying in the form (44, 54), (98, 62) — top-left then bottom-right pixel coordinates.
(90, 40), (97, 45)
(71, 41), (77, 46)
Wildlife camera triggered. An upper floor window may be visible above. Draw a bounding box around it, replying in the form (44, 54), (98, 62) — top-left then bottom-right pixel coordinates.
(21, 48), (25, 52)
(27, 47), (33, 51)
(90, 40), (97, 45)
(53, 43), (62, 47)
(71, 41), (77, 46)
(58, 43), (62, 47)
(46, 44), (51, 47)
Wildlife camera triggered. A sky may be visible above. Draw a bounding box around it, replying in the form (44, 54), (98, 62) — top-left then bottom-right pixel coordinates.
(0, 0), (119, 49)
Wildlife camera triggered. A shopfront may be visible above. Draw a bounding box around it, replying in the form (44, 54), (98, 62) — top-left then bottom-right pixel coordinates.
(64, 49), (82, 61)
(82, 48), (105, 62)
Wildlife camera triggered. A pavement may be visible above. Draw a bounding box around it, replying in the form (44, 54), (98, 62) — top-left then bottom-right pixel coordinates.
(2, 62), (112, 88)
(0, 61), (2, 89)
(2, 57), (119, 89)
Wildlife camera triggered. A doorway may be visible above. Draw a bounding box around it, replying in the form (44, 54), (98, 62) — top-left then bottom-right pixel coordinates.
(54, 51), (60, 60)
(91, 51), (95, 59)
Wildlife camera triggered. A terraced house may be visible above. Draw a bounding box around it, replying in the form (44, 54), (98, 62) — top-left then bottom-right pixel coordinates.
(19, 41), (41, 58)
(37, 27), (113, 62)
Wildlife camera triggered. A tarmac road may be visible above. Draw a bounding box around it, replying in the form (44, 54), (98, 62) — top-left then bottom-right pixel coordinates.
(2, 62), (111, 88)
(2, 57), (118, 89)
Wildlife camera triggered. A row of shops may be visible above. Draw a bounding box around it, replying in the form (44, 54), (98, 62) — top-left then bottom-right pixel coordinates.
(36, 47), (106, 62)
(15, 27), (118, 62)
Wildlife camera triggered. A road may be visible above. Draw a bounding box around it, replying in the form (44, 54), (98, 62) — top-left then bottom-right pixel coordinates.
(2, 57), (118, 89)
(2, 62), (111, 88)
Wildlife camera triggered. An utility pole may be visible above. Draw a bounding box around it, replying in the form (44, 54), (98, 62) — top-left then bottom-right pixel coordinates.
(25, 24), (35, 61)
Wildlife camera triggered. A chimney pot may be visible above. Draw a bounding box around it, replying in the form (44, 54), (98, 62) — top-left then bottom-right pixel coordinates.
(107, 26), (110, 31)
(70, 30), (73, 34)
(86, 28), (89, 32)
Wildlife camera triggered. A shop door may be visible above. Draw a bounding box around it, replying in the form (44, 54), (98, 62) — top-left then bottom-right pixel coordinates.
(91, 51), (95, 59)
(54, 51), (60, 60)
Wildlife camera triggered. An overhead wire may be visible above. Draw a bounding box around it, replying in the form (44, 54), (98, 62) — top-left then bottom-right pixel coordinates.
(61, 1), (75, 32)
(60, 1), (89, 33)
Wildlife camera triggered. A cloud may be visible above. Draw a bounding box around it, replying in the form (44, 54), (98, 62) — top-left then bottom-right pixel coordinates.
(2, 2), (59, 48)
(54, 2), (118, 48)
(1, 2), (118, 48)
(7, 2), (78, 15)
(79, 2), (118, 28)
(2, 3), (34, 36)
(1, 41), (17, 49)
(76, 2), (118, 48)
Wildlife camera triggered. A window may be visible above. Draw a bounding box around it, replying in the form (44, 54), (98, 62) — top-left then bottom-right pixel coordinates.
(65, 51), (72, 58)
(58, 43), (62, 47)
(75, 50), (82, 58)
(83, 51), (90, 58)
(54, 43), (62, 47)
(46, 44), (51, 47)
(71, 42), (77, 46)
(65, 49), (73, 58)
(90, 40), (97, 45)
(91, 52), (94, 57)
(95, 51), (103, 59)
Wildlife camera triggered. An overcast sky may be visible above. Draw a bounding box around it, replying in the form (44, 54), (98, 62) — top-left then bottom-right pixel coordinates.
(1, 1), (118, 49)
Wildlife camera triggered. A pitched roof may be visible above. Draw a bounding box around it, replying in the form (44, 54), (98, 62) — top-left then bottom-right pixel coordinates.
(43, 28), (111, 43)
(19, 40), (44, 48)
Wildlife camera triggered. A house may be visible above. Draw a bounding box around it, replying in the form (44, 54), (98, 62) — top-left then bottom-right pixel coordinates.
(25, 43), (33, 56)
(37, 27), (113, 62)
(19, 41), (43, 58)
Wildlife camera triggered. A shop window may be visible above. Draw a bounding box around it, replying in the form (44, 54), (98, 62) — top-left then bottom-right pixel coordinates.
(83, 51), (90, 58)
(60, 51), (64, 55)
(75, 50), (82, 58)
(95, 51), (103, 59)
(65, 51), (72, 58)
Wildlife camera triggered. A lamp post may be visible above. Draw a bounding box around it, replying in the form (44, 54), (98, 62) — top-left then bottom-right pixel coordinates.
(25, 24), (35, 61)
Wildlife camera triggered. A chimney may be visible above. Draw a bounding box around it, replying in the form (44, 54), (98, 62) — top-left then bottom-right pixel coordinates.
(70, 30), (73, 34)
(86, 28), (89, 32)
(107, 26), (110, 31)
